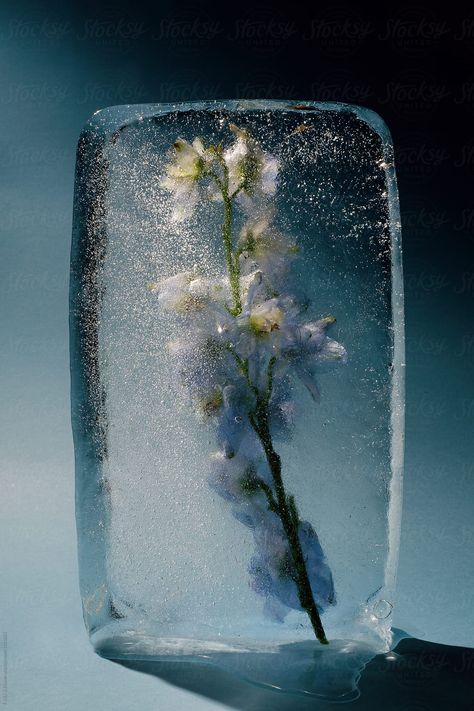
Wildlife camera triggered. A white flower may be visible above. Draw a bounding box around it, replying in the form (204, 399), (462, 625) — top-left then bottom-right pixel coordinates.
(223, 135), (248, 196)
(293, 318), (347, 365)
(150, 272), (229, 316)
(165, 138), (208, 181)
(160, 138), (211, 222)
(224, 124), (280, 199)
(238, 214), (298, 277)
(249, 299), (284, 334)
(161, 128), (280, 220)
(239, 270), (271, 310)
(278, 317), (347, 401)
(160, 274), (206, 313)
(313, 337), (347, 366)
(149, 271), (194, 311)
(260, 153), (279, 196)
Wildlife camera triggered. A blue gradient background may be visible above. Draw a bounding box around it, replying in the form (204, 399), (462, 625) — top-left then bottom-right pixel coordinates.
(0, 1), (473, 709)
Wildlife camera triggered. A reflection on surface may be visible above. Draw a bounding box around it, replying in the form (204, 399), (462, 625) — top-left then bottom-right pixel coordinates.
(104, 637), (378, 701)
(112, 632), (474, 709)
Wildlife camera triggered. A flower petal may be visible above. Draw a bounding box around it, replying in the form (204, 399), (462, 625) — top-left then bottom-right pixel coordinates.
(295, 365), (320, 402)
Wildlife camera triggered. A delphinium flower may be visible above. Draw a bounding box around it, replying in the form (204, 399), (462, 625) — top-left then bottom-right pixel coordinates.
(153, 123), (347, 644)
(223, 123), (279, 200)
(159, 138), (214, 222)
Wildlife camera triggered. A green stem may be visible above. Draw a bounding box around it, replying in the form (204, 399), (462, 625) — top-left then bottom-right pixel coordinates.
(226, 303), (328, 640)
(249, 393), (328, 645)
(222, 192), (242, 316)
(211, 159), (242, 316)
(226, 347), (259, 400)
(256, 478), (279, 512)
(212, 143), (327, 643)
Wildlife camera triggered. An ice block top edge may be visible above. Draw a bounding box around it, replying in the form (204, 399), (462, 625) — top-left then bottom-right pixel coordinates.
(78, 100), (393, 149)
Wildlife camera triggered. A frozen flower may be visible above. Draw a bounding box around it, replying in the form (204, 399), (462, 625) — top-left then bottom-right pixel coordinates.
(195, 387), (224, 417)
(238, 277), (305, 338)
(151, 272), (229, 317)
(268, 380), (296, 441)
(222, 134), (248, 196)
(165, 138), (208, 181)
(293, 317), (339, 354)
(224, 124), (280, 198)
(238, 214), (298, 277)
(249, 298), (284, 334)
(150, 271), (202, 312)
(208, 450), (261, 503)
(167, 334), (228, 400)
(160, 127), (280, 221)
(160, 138), (212, 222)
(312, 336), (347, 367)
(279, 316), (347, 401)
(208, 448), (277, 531)
(215, 384), (251, 458)
(239, 270), (274, 311)
(299, 521), (336, 609)
(157, 127), (344, 640)
(249, 519), (336, 617)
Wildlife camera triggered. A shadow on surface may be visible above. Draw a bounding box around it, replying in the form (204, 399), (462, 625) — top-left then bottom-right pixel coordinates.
(112, 634), (474, 709)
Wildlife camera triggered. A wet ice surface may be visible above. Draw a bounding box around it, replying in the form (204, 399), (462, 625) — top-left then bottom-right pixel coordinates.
(71, 101), (404, 696)
(114, 634), (474, 709)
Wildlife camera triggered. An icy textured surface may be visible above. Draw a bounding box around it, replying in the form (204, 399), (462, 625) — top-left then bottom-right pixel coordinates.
(70, 100), (404, 697)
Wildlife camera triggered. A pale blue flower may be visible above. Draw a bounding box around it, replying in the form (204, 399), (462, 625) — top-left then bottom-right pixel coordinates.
(156, 127), (347, 637)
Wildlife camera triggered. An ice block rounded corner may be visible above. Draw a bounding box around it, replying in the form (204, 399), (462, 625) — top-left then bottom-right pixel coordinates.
(70, 100), (404, 699)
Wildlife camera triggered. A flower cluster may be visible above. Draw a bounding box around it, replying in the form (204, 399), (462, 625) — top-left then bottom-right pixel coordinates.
(153, 124), (347, 638)
(160, 124), (279, 222)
